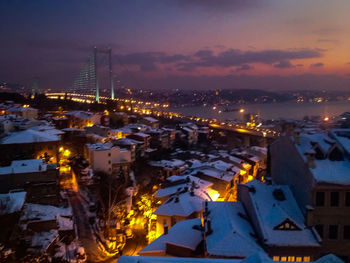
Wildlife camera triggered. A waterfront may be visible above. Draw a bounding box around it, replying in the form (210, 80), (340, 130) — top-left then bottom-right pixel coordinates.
(168, 100), (350, 121)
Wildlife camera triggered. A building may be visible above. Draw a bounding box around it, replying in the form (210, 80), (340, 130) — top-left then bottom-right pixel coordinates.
(238, 180), (320, 262)
(0, 129), (60, 165)
(139, 218), (202, 257)
(140, 116), (159, 129)
(0, 191), (26, 243)
(154, 187), (211, 237)
(65, 111), (103, 129)
(270, 130), (350, 261)
(5, 105), (38, 119)
(85, 142), (132, 175)
(204, 201), (264, 259)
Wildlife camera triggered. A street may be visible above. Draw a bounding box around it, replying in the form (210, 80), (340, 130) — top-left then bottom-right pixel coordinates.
(68, 190), (115, 263)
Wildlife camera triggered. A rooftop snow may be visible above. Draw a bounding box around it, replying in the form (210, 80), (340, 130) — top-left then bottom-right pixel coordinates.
(0, 191), (26, 215)
(155, 175), (212, 198)
(155, 191), (210, 217)
(206, 202), (264, 257)
(296, 133), (350, 185)
(1, 129), (60, 144)
(0, 159), (50, 175)
(143, 116), (158, 123)
(243, 180), (319, 247)
(140, 218), (202, 254)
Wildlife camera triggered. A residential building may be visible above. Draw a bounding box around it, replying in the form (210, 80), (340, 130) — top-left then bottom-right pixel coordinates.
(238, 180), (321, 262)
(85, 142), (132, 175)
(270, 130), (350, 261)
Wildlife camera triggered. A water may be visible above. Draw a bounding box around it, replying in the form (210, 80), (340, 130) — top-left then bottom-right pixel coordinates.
(167, 101), (350, 121)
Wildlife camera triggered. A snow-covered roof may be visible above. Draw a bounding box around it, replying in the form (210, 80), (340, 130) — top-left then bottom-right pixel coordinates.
(65, 110), (94, 119)
(149, 159), (187, 169)
(155, 190), (210, 217)
(330, 129), (350, 155)
(206, 202), (264, 258)
(143, 116), (158, 123)
(1, 129), (60, 144)
(0, 159), (52, 175)
(139, 218), (202, 254)
(0, 191), (26, 215)
(87, 142), (115, 150)
(21, 203), (72, 224)
(29, 125), (65, 135)
(243, 180), (320, 247)
(56, 214), (74, 231)
(190, 166), (235, 182)
(296, 133), (350, 185)
(155, 175), (212, 198)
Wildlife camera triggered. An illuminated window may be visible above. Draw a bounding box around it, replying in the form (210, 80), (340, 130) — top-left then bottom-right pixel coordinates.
(288, 256), (295, 261)
(273, 256), (280, 261)
(296, 257), (302, 262)
(280, 256), (287, 261)
(274, 219), (300, 230)
(303, 256), (311, 262)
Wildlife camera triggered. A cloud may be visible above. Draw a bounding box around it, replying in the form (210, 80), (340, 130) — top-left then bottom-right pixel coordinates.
(310, 62), (324, 68)
(236, 64), (253, 71)
(176, 48), (323, 71)
(273, 60), (294, 69)
(114, 52), (186, 71)
(111, 47), (324, 73)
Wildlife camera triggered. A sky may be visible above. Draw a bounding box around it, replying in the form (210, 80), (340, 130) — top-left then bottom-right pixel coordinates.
(1, 0), (350, 91)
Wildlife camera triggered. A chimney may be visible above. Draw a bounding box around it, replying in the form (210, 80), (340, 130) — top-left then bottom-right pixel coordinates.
(164, 224), (168, 235)
(306, 151), (315, 169)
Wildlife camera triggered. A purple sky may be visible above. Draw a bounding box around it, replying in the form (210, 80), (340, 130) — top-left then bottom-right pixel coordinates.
(1, 0), (350, 91)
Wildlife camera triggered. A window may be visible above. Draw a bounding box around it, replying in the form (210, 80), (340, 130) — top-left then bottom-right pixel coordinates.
(303, 256), (311, 262)
(344, 225), (350, 240)
(315, 192), (325, 206)
(288, 256), (295, 261)
(274, 219), (300, 230)
(330, 192), (339, 207)
(280, 256), (287, 261)
(345, 192), (350, 206)
(329, 225), (338, 240)
(296, 257), (302, 262)
(108, 153), (111, 157)
(272, 256), (280, 261)
(108, 160), (111, 164)
(315, 224), (324, 238)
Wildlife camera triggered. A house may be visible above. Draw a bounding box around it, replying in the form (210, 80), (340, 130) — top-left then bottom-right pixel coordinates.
(179, 123), (198, 145)
(127, 132), (151, 149)
(85, 142), (132, 175)
(154, 187), (211, 237)
(204, 201), (264, 258)
(270, 130), (350, 261)
(154, 175), (214, 203)
(0, 191), (26, 243)
(149, 159), (188, 178)
(5, 105), (38, 119)
(0, 159), (58, 204)
(238, 180), (320, 262)
(65, 111), (103, 129)
(140, 116), (159, 129)
(139, 218), (202, 257)
(0, 129), (60, 165)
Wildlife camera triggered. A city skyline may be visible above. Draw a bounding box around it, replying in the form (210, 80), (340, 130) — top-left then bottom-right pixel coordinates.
(1, 0), (350, 91)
